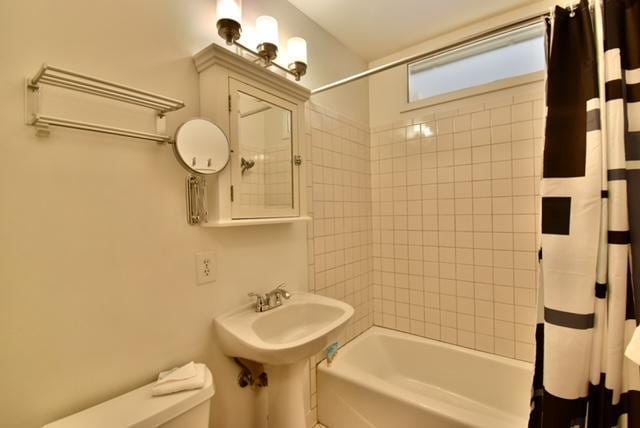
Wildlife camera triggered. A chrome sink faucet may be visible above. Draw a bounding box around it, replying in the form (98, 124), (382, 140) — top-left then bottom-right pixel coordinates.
(248, 283), (291, 312)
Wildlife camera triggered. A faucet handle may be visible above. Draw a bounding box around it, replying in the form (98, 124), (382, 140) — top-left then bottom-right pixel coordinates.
(272, 283), (291, 300)
(248, 292), (267, 312)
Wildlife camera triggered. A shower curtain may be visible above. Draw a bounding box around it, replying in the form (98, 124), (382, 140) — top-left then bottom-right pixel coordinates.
(529, 0), (640, 427)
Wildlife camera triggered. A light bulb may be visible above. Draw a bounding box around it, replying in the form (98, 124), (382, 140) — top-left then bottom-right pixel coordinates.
(287, 37), (307, 64)
(256, 16), (279, 46)
(216, 0), (242, 22)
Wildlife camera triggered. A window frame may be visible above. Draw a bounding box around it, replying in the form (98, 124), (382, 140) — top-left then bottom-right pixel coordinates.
(405, 23), (547, 107)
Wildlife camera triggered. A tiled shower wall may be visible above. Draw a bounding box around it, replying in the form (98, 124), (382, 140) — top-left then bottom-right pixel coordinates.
(306, 103), (374, 339)
(370, 82), (545, 362)
(305, 102), (374, 419)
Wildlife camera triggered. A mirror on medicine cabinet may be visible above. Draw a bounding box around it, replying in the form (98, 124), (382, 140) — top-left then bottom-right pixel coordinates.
(193, 43), (310, 227)
(231, 83), (297, 219)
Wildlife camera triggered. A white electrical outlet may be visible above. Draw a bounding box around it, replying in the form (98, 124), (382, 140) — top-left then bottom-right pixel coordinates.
(196, 251), (216, 285)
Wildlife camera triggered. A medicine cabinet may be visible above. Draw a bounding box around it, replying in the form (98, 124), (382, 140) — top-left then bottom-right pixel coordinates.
(193, 44), (311, 227)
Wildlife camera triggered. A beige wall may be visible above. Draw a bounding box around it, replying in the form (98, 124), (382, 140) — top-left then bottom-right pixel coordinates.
(0, 1), (368, 427)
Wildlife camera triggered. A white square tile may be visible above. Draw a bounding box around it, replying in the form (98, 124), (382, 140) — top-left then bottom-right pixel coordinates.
(511, 102), (533, 122)
(494, 304), (515, 322)
(491, 143), (512, 161)
(512, 158), (534, 177)
(455, 198), (473, 214)
(491, 125), (511, 143)
(515, 305), (536, 325)
(474, 249), (493, 266)
(475, 300), (494, 318)
(491, 106), (511, 126)
(454, 132), (472, 149)
(471, 128), (491, 147)
(455, 182), (473, 198)
(492, 179), (513, 197)
(493, 250), (514, 268)
(454, 148), (472, 165)
(473, 197), (492, 213)
(475, 282), (494, 300)
(512, 139), (535, 159)
(494, 285), (514, 304)
(494, 320), (515, 339)
(456, 232), (474, 248)
(514, 233), (535, 251)
(515, 342), (535, 362)
(515, 288), (536, 307)
(514, 268), (536, 288)
(454, 115), (472, 132)
(492, 214), (513, 232)
(492, 197), (513, 214)
(474, 265), (493, 284)
(438, 150), (454, 167)
(473, 163), (492, 180)
(512, 121), (533, 141)
(455, 165), (473, 182)
(437, 118), (454, 135)
(471, 111), (491, 129)
(514, 251), (536, 270)
(474, 232), (493, 249)
(513, 177), (535, 195)
(493, 233), (514, 250)
(491, 161), (512, 179)
(472, 146), (491, 163)
(495, 338), (515, 358)
(474, 215), (493, 232)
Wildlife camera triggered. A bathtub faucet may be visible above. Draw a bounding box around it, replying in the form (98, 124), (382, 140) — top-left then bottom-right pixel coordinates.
(248, 283), (291, 312)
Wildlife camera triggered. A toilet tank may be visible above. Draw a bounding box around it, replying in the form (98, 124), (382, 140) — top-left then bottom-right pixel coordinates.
(43, 366), (215, 428)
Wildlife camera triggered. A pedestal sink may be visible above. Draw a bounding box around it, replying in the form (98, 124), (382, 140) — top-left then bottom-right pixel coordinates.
(214, 292), (354, 428)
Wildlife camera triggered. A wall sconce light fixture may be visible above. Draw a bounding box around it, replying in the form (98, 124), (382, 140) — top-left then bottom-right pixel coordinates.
(287, 37), (308, 80)
(215, 0), (307, 81)
(216, 0), (242, 45)
(256, 16), (279, 65)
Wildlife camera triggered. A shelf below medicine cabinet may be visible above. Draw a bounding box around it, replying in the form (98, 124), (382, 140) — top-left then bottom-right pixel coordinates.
(202, 216), (312, 228)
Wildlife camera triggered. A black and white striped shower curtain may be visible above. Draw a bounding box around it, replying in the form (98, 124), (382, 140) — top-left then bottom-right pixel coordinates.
(529, 0), (640, 427)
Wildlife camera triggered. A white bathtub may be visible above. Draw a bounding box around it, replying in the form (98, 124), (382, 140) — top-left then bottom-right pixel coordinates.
(317, 327), (533, 428)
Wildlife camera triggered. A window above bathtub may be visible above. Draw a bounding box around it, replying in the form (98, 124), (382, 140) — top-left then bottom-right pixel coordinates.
(407, 23), (546, 104)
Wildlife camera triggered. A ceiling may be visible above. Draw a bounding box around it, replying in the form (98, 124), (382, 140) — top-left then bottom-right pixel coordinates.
(288, 0), (536, 61)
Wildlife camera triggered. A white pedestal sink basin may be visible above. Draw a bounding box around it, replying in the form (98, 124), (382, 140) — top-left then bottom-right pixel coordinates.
(214, 292), (354, 428)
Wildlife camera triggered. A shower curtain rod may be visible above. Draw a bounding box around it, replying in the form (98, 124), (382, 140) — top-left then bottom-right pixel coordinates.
(310, 12), (550, 95)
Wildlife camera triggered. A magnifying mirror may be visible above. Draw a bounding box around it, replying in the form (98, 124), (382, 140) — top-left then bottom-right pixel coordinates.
(173, 118), (230, 175)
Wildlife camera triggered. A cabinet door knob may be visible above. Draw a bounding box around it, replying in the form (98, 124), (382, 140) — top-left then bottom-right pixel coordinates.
(293, 155), (302, 166)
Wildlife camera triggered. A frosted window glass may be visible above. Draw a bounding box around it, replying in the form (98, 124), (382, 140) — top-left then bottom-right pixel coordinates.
(408, 26), (546, 102)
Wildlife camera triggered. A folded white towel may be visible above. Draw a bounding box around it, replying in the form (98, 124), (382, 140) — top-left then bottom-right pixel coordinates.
(625, 326), (640, 365)
(152, 362), (206, 396)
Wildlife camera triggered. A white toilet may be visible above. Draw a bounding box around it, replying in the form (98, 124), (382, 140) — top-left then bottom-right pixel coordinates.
(43, 366), (215, 428)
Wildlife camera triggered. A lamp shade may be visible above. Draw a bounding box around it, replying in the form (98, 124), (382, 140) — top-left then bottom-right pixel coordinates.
(287, 37), (307, 64)
(256, 15), (279, 45)
(217, 0), (242, 22)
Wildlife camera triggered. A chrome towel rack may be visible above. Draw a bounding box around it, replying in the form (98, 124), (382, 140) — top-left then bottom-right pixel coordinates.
(25, 64), (185, 143)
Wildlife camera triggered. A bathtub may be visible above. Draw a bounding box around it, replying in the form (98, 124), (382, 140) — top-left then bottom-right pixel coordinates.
(317, 327), (533, 428)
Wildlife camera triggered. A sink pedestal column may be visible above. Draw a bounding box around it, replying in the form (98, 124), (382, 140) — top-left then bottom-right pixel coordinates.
(265, 360), (308, 428)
